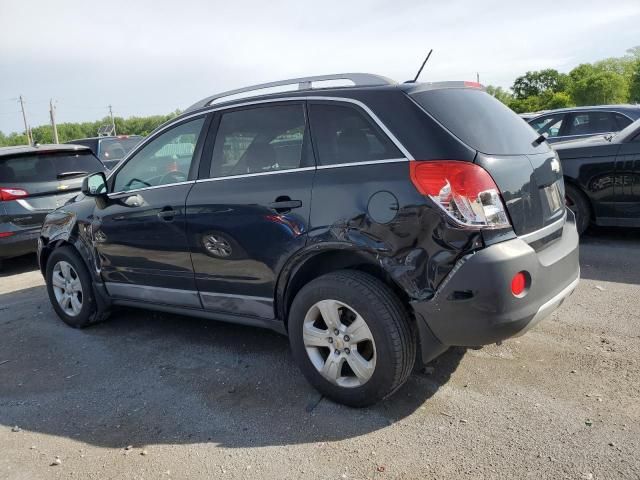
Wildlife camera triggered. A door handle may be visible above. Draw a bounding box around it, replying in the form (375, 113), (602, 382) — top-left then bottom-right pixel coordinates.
(268, 199), (302, 212)
(157, 207), (176, 221)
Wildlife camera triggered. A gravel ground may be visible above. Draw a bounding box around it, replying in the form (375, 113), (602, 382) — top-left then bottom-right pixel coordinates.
(1, 227), (639, 480)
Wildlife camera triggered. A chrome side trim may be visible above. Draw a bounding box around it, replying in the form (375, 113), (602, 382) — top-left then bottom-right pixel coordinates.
(104, 282), (201, 308)
(518, 211), (567, 244)
(195, 167), (315, 184)
(199, 291), (274, 319)
(316, 158), (407, 169)
(199, 291), (272, 302)
(107, 180), (196, 198)
(515, 271), (580, 337)
(15, 199), (51, 212)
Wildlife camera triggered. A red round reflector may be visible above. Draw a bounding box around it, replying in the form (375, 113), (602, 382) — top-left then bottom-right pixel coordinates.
(511, 272), (527, 296)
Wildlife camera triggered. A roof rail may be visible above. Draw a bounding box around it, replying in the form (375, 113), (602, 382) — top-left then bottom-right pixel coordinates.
(186, 73), (395, 112)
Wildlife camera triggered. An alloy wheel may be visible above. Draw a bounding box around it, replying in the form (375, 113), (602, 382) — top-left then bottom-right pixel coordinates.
(302, 299), (376, 388)
(51, 261), (83, 317)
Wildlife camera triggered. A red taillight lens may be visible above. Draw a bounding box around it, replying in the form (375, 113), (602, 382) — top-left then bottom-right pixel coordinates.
(511, 272), (527, 296)
(0, 232), (14, 238)
(0, 188), (29, 201)
(410, 160), (510, 228)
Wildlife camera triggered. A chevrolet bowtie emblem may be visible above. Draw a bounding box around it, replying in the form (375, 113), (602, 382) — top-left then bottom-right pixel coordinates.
(57, 184), (70, 190)
(551, 158), (561, 173)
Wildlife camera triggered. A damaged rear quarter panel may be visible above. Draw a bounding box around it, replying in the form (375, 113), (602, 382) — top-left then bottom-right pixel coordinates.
(304, 161), (483, 301)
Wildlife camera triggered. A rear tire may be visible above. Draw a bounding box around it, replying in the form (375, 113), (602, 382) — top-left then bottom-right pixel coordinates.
(45, 246), (107, 328)
(288, 270), (416, 407)
(565, 183), (590, 235)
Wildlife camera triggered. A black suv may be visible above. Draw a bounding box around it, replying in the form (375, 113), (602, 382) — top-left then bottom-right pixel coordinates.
(0, 144), (104, 267)
(38, 74), (580, 407)
(67, 135), (144, 170)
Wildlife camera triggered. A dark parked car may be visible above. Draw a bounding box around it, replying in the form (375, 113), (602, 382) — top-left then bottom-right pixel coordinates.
(38, 74), (579, 406)
(67, 135), (143, 169)
(528, 105), (640, 143)
(553, 118), (640, 234)
(0, 144), (104, 267)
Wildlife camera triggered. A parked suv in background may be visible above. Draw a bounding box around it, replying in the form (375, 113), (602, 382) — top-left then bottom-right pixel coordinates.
(38, 74), (580, 406)
(67, 135), (143, 169)
(0, 144), (104, 267)
(528, 105), (640, 143)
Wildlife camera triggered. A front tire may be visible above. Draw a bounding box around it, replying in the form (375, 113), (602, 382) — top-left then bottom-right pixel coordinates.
(45, 246), (105, 328)
(288, 270), (416, 407)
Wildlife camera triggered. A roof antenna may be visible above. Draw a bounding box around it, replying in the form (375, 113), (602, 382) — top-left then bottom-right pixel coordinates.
(407, 49), (433, 83)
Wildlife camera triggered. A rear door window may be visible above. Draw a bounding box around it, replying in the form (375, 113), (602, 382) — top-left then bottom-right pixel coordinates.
(614, 113), (633, 130)
(210, 103), (307, 178)
(566, 112), (616, 136)
(308, 103), (402, 166)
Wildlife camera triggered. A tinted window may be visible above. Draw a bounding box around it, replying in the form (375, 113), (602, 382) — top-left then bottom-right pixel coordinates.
(99, 137), (143, 161)
(0, 152), (102, 184)
(113, 117), (204, 192)
(529, 114), (566, 138)
(210, 104), (306, 178)
(614, 113), (633, 130)
(566, 112), (615, 136)
(411, 88), (544, 154)
(309, 103), (401, 166)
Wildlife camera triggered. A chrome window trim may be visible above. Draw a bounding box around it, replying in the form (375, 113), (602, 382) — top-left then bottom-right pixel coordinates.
(518, 210), (567, 244)
(195, 167), (315, 184)
(316, 158), (407, 169)
(106, 96), (413, 186)
(107, 180), (196, 198)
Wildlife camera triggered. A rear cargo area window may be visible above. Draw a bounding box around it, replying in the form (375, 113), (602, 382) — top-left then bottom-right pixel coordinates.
(0, 153), (102, 183)
(308, 103), (402, 166)
(410, 88), (544, 155)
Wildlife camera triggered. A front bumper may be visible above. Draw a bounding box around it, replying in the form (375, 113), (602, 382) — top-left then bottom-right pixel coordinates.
(412, 213), (580, 351)
(0, 227), (40, 260)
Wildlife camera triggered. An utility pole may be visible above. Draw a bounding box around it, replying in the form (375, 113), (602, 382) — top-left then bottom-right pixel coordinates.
(49, 99), (59, 144)
(108, 104), (116, 136)
(476, 72), (480, 84)
(18, 95), (32, 146)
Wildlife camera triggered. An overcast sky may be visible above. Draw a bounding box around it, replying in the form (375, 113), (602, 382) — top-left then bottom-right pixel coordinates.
(1, 0), (639, 134)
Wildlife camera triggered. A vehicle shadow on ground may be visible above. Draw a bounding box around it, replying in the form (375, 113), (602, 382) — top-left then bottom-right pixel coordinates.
(0, 284), (465, 449)
(578, 226), (640, 285)
(0, 254), (39, 277)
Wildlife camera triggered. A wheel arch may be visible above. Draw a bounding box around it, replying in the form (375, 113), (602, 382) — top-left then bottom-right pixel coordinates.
(563, 176), (595, 221)
(276, 245), (412, 330)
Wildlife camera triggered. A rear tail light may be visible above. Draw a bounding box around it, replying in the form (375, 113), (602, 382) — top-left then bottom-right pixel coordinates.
(0, 188), (29, 201)
(0, 232), (14, 238)
(410, 160), (510, 229)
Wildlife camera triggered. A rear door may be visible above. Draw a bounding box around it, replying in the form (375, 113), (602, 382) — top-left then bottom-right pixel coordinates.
(562, 111), (617, 141)
(93, 116), (207, 305)
(614, 130), (640, 222)
(185, 101), (313, 320)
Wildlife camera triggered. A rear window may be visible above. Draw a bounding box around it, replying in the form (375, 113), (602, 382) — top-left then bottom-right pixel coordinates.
(0, 152), (103, 183)
(411, 88), (544, 155)
(98, 137), (142, 161)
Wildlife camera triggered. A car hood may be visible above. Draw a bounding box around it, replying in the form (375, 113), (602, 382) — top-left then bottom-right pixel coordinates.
(551, 135), (620, 159)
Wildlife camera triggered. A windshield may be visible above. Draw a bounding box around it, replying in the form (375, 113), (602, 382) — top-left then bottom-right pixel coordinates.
(99, 137), (143, 161)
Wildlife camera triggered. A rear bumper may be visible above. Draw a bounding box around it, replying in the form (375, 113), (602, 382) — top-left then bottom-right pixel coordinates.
(412, 212), (580, 351)
(0, 227), (40, 260)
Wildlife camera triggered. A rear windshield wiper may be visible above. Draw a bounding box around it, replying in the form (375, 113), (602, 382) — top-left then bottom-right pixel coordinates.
(57, 171), (88, 179)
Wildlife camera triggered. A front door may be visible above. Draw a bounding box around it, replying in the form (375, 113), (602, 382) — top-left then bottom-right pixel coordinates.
(94, 116), (207, 307)
(186, 102), (314, 320)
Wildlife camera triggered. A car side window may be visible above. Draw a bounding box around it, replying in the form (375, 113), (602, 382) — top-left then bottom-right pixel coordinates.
(566, 112), (615, 136)
(113, 117), (205, 192)
(530, 114), (565, 138)
(614, 113), (633, 130)
(308, 103), (402, 166)
(210, 104), (306, 178)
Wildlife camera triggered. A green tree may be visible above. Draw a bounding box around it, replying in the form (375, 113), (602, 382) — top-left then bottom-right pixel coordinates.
(630, 60), (640, 103)
(568, 64), (628, 105)
(485, 85), (513, 104)
(512, 69), (568, 99)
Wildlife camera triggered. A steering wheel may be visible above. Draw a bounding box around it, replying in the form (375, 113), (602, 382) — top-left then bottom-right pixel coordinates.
(159, 170), (188, 185)
(124, 177), (152, 190)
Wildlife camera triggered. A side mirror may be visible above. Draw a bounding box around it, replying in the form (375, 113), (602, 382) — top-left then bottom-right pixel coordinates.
(82, 172), (108, 197)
